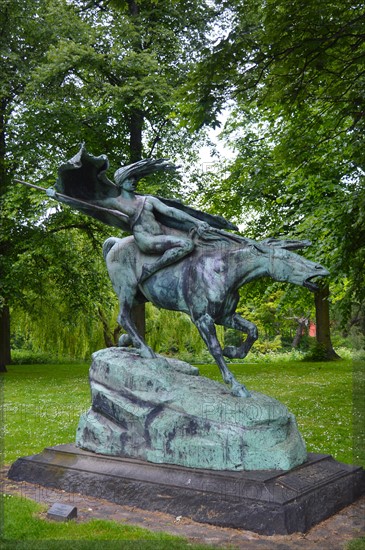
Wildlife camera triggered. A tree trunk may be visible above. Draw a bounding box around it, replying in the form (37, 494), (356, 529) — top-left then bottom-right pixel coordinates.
(291, 317), (308, 348)
(131, 304), (146, 339)
(0, 305), (10, 371)
(314, 284), (340, 360)
(129, 109), (144, 163)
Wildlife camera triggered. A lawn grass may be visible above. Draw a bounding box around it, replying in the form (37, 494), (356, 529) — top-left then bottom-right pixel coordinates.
(3, 363), (90, 464)
(0, 494), (211, 549)
(346, 538), (365, 550)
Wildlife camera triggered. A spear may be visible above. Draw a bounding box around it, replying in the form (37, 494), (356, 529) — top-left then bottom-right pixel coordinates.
(14, 178), (130, 224)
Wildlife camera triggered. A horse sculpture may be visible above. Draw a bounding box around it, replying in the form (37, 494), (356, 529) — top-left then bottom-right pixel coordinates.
(103, 234), (329, 398)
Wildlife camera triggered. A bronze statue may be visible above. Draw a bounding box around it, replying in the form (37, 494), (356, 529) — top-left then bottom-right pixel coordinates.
(44, 145), (329, 397)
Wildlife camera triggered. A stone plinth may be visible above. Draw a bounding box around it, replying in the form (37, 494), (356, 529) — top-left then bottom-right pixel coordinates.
(76, 347), (307, 471)
(7, 445), (365, 534)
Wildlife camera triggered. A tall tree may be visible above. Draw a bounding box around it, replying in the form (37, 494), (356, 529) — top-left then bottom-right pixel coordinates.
(0, 0), (59, 370)
(182, 0), (365, 357)
(1, 0), (215, 367)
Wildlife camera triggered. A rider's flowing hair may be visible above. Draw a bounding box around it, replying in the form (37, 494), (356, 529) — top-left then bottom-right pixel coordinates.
(114, 159), (177, 187)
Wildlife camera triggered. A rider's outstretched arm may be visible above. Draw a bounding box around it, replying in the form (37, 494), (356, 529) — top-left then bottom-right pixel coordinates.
(149, 196), (208, 229)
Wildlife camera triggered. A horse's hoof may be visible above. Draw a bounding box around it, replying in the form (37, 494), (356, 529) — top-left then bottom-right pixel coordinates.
(223, 346), (237, 359)
(139, 347), (157, 359)
(118, 334), (133, 347)
(231, 384), (251, 398)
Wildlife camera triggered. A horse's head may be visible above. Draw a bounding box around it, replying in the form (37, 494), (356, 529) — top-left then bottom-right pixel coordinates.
(254, 243), (329, 291)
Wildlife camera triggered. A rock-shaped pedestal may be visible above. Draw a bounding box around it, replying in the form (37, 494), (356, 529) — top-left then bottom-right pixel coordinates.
(76, 347), (307, 470)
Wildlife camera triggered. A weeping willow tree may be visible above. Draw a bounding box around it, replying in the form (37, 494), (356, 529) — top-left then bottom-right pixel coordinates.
(8, 217), (120, 360)
(11, 304), (106, 360)
(12, 299), (225, 361)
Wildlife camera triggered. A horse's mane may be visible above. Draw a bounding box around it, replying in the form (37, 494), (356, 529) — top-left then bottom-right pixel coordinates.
(195, 229), (252, 250)
(196, 231), (312, 252)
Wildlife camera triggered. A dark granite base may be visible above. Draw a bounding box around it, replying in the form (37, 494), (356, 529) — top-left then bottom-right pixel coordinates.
(8, 444), (365, 535)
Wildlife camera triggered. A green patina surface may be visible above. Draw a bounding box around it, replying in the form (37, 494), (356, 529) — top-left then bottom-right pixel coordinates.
(76, 347), (307, 471)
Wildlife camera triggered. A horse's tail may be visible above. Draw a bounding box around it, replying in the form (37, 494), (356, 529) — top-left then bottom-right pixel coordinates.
(103, 237), (119, 260)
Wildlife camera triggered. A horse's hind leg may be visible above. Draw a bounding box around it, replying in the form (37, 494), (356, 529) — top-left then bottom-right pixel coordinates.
(218, 313), (258, 359)
(193, 313), (251, 398)
(118, 297), (156, 359)
(106, 239), (155, 359)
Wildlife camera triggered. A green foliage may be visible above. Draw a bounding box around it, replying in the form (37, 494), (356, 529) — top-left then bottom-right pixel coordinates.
(7, 0), (213, 171)
(2, 0), (364, 362)
(182, 0), (365, 331)
(186, 0), (365, 147)
(253, 335), (282, 354)
(6, 220), (118, 359)
(10, 350), (80, 365)
(145, 304), (224, 356)
(233, 283), (314, 349)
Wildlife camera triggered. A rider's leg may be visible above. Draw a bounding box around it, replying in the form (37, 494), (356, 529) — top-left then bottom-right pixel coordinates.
(140, 242), (194, 281)
(135, 235), (194, 282)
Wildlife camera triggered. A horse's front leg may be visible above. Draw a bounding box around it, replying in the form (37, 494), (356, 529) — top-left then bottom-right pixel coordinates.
(218, 313), (258, 359)
(193, 313), (251, 398)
